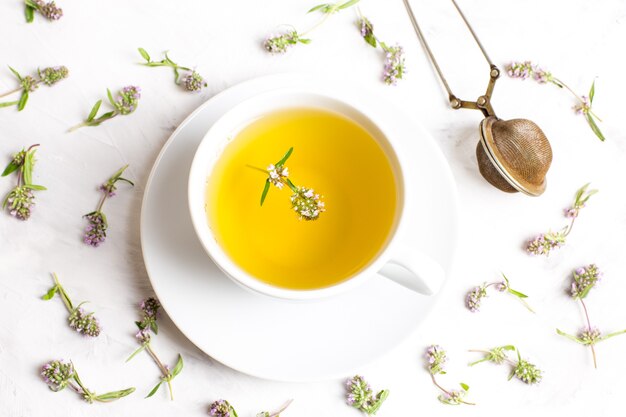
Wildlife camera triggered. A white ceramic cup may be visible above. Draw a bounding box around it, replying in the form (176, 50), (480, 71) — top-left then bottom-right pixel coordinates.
(188, 88), (445, 300)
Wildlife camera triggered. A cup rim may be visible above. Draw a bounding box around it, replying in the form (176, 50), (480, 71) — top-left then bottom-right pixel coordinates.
(188, 88), (407, 300)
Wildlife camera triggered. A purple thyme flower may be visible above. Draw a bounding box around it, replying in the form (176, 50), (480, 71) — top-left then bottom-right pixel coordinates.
(579, 327), (601, 345)
(182, 71), (207, 92)
(114, 86), (141, 115)
(438, 389), (467, 405)
(526, 232), (565, 256)
(382, 44), (405, 86)
(141, 297), (161, 320)
(99, 183), (116, 197)
(83, 212), (107, 247)
(345, 375), (389, 414)
(506, 61), (534, 80)
(136, 328), (151, 344)
(68, 306), (101, 337)
(20, 75), (39, 92)
(513, 358), (542, 385)
(494, 281), (508, 292)
(465, 285), (487, 312)
(574, 95), (591, 115)
(38, 66), (69, 86)
(264, 31), (306, 54)
(41, 360), (75, 391)
(5, 186), (35, 220)
(33, 0), (63, 20)
(425, 345), (447, 375)
(209, 399), (235, 417)
(570, 264), (602, 299)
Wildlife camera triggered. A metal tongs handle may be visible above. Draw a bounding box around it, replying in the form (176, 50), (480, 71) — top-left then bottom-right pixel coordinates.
(402, 0), (500, 117)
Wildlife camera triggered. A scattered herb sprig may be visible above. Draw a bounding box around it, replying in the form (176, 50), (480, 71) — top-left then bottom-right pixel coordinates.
(127, 298), (183, 400)
(41, 359), (135, 403)
(138, 48), (207, 92)
(0, 66), (68, 111)
(24, 0), (63, 23)
(69, 85), (141, 131)
(263, 0), (360, 54)
(466, 273), (534, 313)
(83, 165), (134, 247)
(357, 12), (405, 85)
(345, 375), (389, 414)
(257, 399), (293, 417)
(425, 345), (474, 406)
(556, 264), (626, 368)
(42, 273), (101, 337)
(507, 61), (605, 141)
(527, 183), (597, 256)
(250, 147), (325, 221)
(469, 345), (542, 385)
(2, 144), (46, 220)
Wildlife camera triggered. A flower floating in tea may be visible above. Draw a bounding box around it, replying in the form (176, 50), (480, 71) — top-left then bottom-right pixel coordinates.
(2, 144), (46, 220)
(252, 147), (326, 221)
(42, 273), (102, 337)
(506, 61), (605, 141)
(424, 345), (475, 406)
(0, 66), (68, 111)
(556, 264), (626, 369)
(41, 359), (135, 403)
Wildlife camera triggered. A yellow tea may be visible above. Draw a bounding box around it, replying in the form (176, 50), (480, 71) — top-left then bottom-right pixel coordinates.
(206, 108), (398, 290)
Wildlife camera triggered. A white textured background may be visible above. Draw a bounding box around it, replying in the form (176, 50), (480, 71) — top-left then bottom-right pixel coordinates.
(1, 0), (626, 415)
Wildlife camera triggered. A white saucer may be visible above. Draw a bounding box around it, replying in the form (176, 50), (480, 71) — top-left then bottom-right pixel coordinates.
(140, 74), (458, 382)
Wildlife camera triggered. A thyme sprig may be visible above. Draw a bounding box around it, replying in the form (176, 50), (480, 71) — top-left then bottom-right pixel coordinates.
(41, 359), (134, 403)
(42, 273), (101, 337)
(0, 66), (68, 111)
(425, 345), (475, 406)
(24, 0), (63, 23)
(263, 0), (360, 54)
(138, 48), (207, 92)
(345, 375), (389, 414)
(469, 345), (542, 385)
(69, 86), (141, 131)
(250, 147), (325, 221)
(127, 298), (183, 401)
(507, 61), (605, 141)
(527, 183), (597, 256)
(556, 264), (626, 368)
(466, 273), (534, 313)
(2, 144), (46, 220)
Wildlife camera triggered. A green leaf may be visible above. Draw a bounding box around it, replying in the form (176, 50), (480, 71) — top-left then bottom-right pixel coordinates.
(0, 100), (20, 108)
(502, 345), (516, 351)
(367, 389), (389, 414)
(299, 38), (312, 44)
(585, 113), (605, 141)
(1, 161), (19, 177)
(117, 177), (134, 187)
(171, 354), (184, 377)
(150, 320), (158, 334)
(17, 92), (29, 111)
(23, 184), (46, 190)
(42, 285), (58, 300)
(146, 381), (163, 398)
(275, 147), (293, 166)
(460, 382), (469, 391)
(260, 180), (270, 206)
(339, 0), (361, 10)
(589, 80), (595, 104)
(8, 66), (23, 82)
(364, 33), (377, 48)
(23, 150), (34, 185)
(87, 100), (102, 122)
(508, 288), (528, 298)
(25, 5), (35, 23)
(107, 88), (116, 107)
(308, 3), (330, 13)
(556, 328), (584, 344)
(126, 344), (147, 362)
(138, 47), (151, 62)
(109, 164), (129, 181)
(96, 387), (135, 401)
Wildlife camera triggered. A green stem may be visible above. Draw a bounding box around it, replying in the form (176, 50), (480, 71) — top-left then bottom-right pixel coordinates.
(553, 77), (603, 121)
(579, 298), (597, 369)
(0, 86), (22, 99)
(301, 10), (333, 36)
(145, 344), (173, 400)
(52, 273), (74, 312)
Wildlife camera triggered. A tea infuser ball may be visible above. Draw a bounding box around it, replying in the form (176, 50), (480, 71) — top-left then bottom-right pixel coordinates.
(403, 0), (553, 196)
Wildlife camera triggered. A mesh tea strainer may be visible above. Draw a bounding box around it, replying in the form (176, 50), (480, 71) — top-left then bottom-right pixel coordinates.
(402, 0), (552, 196)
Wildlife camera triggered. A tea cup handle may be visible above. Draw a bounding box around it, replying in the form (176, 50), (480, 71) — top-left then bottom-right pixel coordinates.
(377, 244), (445, 295)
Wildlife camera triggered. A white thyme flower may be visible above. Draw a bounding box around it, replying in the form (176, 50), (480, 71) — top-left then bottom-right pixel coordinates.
(267, 164), (288, 189)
